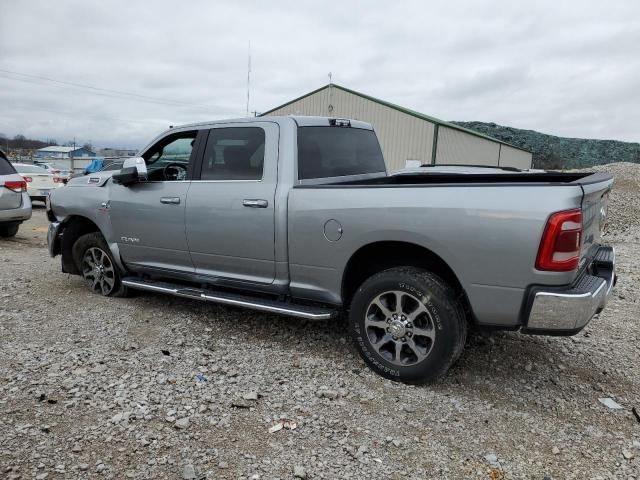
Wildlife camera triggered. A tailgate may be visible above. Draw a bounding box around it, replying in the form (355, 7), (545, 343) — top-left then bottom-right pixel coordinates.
(29, 174), (55, 190)
(0, 174), (23, 209)
(578, 172), (614, 267)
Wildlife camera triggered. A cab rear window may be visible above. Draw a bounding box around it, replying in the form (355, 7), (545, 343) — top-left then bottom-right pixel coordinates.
(297, 127), (386, 180)
(0, 157), (17, 175)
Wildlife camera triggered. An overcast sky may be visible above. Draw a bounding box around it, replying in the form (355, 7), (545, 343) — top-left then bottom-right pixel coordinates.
(1, 0), (639, 148)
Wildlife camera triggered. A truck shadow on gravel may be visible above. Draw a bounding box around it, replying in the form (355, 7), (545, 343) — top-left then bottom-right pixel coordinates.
(128, 290), (622, 399)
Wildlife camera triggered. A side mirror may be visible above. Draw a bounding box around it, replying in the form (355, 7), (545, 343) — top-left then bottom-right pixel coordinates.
(123, 157), (147, 177)
(112, 167), (140, 186)
(112, 157), (147, 186)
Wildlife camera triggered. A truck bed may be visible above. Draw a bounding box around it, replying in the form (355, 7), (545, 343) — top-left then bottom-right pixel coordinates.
(296, 171), (610, 187)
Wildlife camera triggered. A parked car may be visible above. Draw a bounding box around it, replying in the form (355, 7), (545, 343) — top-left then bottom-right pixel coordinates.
(13, 163), (61, 203)
(46, 116), (616, 383)
(34, 162), (73, 183)
(0, 151), (32, 237)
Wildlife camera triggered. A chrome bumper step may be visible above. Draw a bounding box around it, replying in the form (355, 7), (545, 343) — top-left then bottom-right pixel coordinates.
(121, 277), (337, 321)
(523, 246), (616, 334)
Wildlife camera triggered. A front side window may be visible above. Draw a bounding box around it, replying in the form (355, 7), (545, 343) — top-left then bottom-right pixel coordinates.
(144, 132), (197, 181)
(297, 127), (386, 180)
(200, 127), (265, 181)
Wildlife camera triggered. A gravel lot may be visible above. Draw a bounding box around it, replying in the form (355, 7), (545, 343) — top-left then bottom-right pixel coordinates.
(1, 165), (639, 480)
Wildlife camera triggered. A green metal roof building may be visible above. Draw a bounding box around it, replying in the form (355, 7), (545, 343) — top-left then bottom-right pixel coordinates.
(262, 84), (532, 171)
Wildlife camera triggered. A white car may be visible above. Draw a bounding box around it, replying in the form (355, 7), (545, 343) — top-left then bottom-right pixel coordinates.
(13, 163), (62, 203)
(0, 153), (32, 238)
(34, 162), (73, 183)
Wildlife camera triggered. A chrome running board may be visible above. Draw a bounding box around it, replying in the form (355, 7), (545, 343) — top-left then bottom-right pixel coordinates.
(121, 278), (337, 321)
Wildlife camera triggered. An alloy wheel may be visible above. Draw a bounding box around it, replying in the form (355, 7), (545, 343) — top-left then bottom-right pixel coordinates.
(364, 290), (436, 366)
(81, 247), (116, 295)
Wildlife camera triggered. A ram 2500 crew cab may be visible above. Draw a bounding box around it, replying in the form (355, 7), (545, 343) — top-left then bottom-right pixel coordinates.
(46, 116), (616, 383)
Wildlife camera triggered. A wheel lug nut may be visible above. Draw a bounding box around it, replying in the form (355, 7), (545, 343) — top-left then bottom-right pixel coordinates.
(406, 323), (412, 328)
(386, 327), (391, 332)
(387, 319), (392, 324)
(392, 336), (398, 341)
(407, 332), (412, 337)
(401, 337), (406, 342)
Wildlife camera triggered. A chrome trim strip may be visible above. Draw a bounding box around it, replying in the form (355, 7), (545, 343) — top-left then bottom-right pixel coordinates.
(606, 247), (616, 295)
(121, 279), (335, 320)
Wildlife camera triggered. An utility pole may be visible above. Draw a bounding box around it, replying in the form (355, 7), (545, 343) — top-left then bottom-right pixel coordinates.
(245, 41), (252, 117)
(71, 137), (76, 172)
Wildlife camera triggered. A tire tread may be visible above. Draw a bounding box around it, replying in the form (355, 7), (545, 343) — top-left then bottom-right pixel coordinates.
(350, 266), (467, 384)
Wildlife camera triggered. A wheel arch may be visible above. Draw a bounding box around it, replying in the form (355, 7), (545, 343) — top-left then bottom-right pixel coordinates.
(341, 241), (476, 323)
(58, 215), (103, 274)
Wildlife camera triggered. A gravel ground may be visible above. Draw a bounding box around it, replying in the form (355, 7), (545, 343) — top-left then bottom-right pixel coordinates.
(1, 166), (639, 480)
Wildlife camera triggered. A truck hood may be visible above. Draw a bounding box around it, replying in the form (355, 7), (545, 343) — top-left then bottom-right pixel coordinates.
(66, 172), (114, 187)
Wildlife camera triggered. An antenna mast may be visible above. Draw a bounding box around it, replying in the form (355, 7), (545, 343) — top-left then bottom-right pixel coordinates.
(328, 72), (334, 114)
(246, 41), (251, 117)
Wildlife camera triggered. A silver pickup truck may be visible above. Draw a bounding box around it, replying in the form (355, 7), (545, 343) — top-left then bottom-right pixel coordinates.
(46, 116), (616, 383)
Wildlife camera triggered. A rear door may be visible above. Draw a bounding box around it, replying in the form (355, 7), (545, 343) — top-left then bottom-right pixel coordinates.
(109, 130), (204, 273)
(185, 122), (278, 284)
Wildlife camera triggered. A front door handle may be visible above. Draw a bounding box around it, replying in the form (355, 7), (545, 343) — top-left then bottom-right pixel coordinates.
(243, 199), (268, 208)
(160, 197), (181, 205)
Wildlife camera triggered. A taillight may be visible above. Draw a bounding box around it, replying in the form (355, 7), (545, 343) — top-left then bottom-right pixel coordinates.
(4, 180), (28, 193)
(23, 176), (33, 183)
(54, 177), (64, 183)
(536, 209), (583, 271)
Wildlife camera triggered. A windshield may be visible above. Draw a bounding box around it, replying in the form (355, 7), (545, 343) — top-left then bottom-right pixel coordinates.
(15, 164), (50, 174)
(297, 127), (386, 180)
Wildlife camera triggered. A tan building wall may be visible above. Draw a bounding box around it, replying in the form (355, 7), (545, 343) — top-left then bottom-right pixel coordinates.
(435, 126), (501, 166)
(266, 87), (436, 171)
(264, 85), (533, 171)
(499, 144), (533, 169)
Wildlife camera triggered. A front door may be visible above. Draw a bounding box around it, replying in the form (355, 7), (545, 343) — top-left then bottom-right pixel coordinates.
(185, 123), (278, 284)
(109, 130), (202, 273)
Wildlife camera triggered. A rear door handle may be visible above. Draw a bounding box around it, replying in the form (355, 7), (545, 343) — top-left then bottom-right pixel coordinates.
(160, 197), (181, 205)
(243, 199), (268, 208)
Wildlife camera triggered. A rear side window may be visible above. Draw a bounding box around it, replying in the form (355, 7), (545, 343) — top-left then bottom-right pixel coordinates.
(0, 157), (16, 175)
(297, 127), (386, 180)
(200, 127), (265, 180)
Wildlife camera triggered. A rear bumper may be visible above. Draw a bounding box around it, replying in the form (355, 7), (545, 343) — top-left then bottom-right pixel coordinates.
(0, 193), (32, 224)
(522, 246), (616, 335)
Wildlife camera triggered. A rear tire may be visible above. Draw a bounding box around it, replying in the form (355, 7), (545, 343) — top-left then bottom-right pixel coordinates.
(0, 223), (19, 238)
(349, 267), (467, 384)
(72, 232), (130, 297)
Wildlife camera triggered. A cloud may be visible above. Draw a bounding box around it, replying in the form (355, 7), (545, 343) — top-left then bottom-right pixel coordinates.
(0, 0), (638, 148)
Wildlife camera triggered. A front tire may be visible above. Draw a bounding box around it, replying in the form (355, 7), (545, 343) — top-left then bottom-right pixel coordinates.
(349, 267), (467, 384)
(0, 223), (19, 238)
(72, 232), (129, 297)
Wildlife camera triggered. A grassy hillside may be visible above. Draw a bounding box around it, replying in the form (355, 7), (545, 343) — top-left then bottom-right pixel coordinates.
(452, 121), (640, 169)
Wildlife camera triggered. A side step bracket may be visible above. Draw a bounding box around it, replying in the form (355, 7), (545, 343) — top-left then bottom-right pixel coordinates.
(121, 277), (337, 321)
